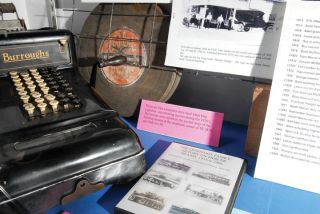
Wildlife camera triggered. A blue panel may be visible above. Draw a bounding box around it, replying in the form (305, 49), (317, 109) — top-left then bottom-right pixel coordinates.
(46, 119), (320, 214)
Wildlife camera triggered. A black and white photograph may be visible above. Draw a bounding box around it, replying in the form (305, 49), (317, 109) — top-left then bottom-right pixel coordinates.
(128, 190), (165, 211)
(169, 205), (201, 214)
(182, 3), (278, 33)
(142, 170), (182, 189)
(185, 184), (224, 205)
(157, 158), (191, 172)
(166, 0), (287, 79)
(192, 171), (230, 186)
(180, 0), (285, 41)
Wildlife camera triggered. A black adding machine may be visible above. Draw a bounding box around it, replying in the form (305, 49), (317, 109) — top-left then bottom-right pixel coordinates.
(0, 29), (146, 214)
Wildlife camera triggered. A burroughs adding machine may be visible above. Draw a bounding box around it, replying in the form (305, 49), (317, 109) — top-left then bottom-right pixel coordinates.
(0, 29), (146, 214)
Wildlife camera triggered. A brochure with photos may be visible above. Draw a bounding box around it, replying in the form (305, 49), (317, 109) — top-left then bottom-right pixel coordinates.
(116, 142), (247, 214)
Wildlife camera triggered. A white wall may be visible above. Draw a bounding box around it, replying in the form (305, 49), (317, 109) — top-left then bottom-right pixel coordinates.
(25, 0), (49, 29)
(1, 0), (97, 33)
(55, 0), (97, 34)
(1, 0), (30, 29)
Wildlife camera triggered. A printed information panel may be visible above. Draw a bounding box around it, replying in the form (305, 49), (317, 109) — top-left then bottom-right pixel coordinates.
(165, 0), (287, 79)
(137, 100), (224, 147)
(255, 0), (320, 194)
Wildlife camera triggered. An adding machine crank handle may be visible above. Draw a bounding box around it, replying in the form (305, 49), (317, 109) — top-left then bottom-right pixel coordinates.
(90, 55), (127, 88)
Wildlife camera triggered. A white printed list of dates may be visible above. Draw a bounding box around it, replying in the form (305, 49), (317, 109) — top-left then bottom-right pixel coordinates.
(255, 1), (320, 194)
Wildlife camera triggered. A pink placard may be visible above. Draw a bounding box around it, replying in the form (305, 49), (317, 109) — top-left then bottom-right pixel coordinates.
(137, 100), (224, 147)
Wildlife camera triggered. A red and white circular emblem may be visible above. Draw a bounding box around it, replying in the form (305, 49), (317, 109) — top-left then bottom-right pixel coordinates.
(100, 28), (147, 86)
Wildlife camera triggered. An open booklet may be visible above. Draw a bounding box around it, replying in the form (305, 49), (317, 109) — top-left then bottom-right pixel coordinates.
(165, 0), (287, 79)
